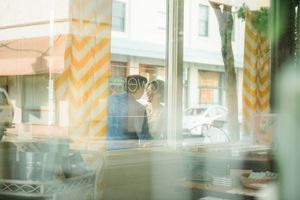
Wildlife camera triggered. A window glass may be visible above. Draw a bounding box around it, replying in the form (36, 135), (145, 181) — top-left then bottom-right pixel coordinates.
(22, 74), (49, 124)
(109, 0), (167, 145)
(0, 0), (286, 199)
(139, 64), (165, 81)
(198, 71), (224, 105)
(112, 1), (126, 31)
(182, 6), (278, 196)
(198, 4), (209, 36)
(157, 11), (166, 30)
(232, 13), (236, 41)
(109, 61), (128, 95)
(183, 1), (245, 146)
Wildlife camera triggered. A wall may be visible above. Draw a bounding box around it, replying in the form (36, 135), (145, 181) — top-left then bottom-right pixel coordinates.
(111, 0), (245, 65)
(103, 149), (191, 200)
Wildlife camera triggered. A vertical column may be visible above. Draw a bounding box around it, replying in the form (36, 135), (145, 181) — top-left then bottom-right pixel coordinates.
(55, 0), (112, 151)
(166, 0), (184, 147)
(188, 67), (199, 107)
(270, 0), (296, 110)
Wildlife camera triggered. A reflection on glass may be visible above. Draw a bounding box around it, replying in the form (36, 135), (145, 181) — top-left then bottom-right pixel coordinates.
(0, 0), (287, 199)
(107, 75), (151, 150)
(145, 79), (166, 139)
(112, 0), (126, 32)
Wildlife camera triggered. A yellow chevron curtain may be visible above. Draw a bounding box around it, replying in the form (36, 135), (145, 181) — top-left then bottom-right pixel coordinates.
(242, 11), (271, 136)
(55, 0), (112, 151)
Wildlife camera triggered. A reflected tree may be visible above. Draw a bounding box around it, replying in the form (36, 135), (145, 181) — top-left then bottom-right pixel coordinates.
(209, 2), (239, 141)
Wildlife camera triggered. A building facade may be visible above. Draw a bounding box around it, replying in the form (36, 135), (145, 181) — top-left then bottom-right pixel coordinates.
(0, 0), (245, 127)
(109, 0), (244, 110)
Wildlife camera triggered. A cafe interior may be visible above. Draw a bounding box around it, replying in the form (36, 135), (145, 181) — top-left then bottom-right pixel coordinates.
(0, 0), (299, 199)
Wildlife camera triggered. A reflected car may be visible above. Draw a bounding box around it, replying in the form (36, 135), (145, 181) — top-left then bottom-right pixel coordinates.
(182, 121), (230, 146)
(182, 105), (228, 132)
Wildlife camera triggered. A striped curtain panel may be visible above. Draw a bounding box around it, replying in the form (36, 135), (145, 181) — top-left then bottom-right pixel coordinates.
(55, 0), (112, 151)
(242, 11), (271, 136)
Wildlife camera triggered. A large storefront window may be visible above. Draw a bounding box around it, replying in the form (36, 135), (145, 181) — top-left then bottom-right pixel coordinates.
(2, 0), (297, 199)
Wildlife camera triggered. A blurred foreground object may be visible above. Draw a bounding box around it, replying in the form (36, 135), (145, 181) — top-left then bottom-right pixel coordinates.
(276, 64), (300, 199)
(0, 140), (104, 200)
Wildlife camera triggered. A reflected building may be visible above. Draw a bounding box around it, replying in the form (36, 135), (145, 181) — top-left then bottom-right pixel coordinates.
(0, 0), (245, 131)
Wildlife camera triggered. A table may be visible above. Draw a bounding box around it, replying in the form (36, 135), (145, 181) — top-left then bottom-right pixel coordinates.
(177, 179), (262, 200)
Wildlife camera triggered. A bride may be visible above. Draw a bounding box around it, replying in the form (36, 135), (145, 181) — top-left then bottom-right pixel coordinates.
(145, 80), (166, 139)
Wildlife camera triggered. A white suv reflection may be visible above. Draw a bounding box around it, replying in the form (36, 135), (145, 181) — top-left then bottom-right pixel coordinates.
(182, 105), (228, 132)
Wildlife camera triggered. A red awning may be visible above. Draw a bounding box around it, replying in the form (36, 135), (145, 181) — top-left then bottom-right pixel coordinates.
(0, 35), (68, 76)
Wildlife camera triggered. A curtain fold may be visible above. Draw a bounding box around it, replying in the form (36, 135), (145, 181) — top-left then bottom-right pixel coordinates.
(55, 0), (112, 151)
(242, 11), (271, 136)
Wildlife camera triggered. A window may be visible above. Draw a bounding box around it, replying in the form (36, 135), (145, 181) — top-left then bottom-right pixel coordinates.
(110, 61), (128, 79)
(22, 74), (50, 124)
(0, 0), (289, 199)
(112, 1), (126, 32)
(198, 71), (224, 105)
(139, 64), (165, 81)
(198, 4), (209, 37)
(109, 61), (128, 95)
(157, 11), (166, 31)
(232, 13), (236, 41)
(0, 91), (8, 106)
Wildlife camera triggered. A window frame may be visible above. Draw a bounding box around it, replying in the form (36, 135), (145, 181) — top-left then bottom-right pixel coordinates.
(166, 0), (184, 146)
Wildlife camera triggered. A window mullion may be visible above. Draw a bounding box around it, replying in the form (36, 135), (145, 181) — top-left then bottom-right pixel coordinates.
(166, 0), (184, 147)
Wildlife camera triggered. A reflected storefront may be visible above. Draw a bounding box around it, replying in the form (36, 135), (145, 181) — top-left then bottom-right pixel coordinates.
(0, 0), (299, 199)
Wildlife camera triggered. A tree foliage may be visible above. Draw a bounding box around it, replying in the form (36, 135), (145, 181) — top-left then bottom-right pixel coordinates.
(237, 4), (269, 35)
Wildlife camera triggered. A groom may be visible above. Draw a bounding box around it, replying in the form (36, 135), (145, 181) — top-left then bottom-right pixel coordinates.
(106, 75), (152, 150)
